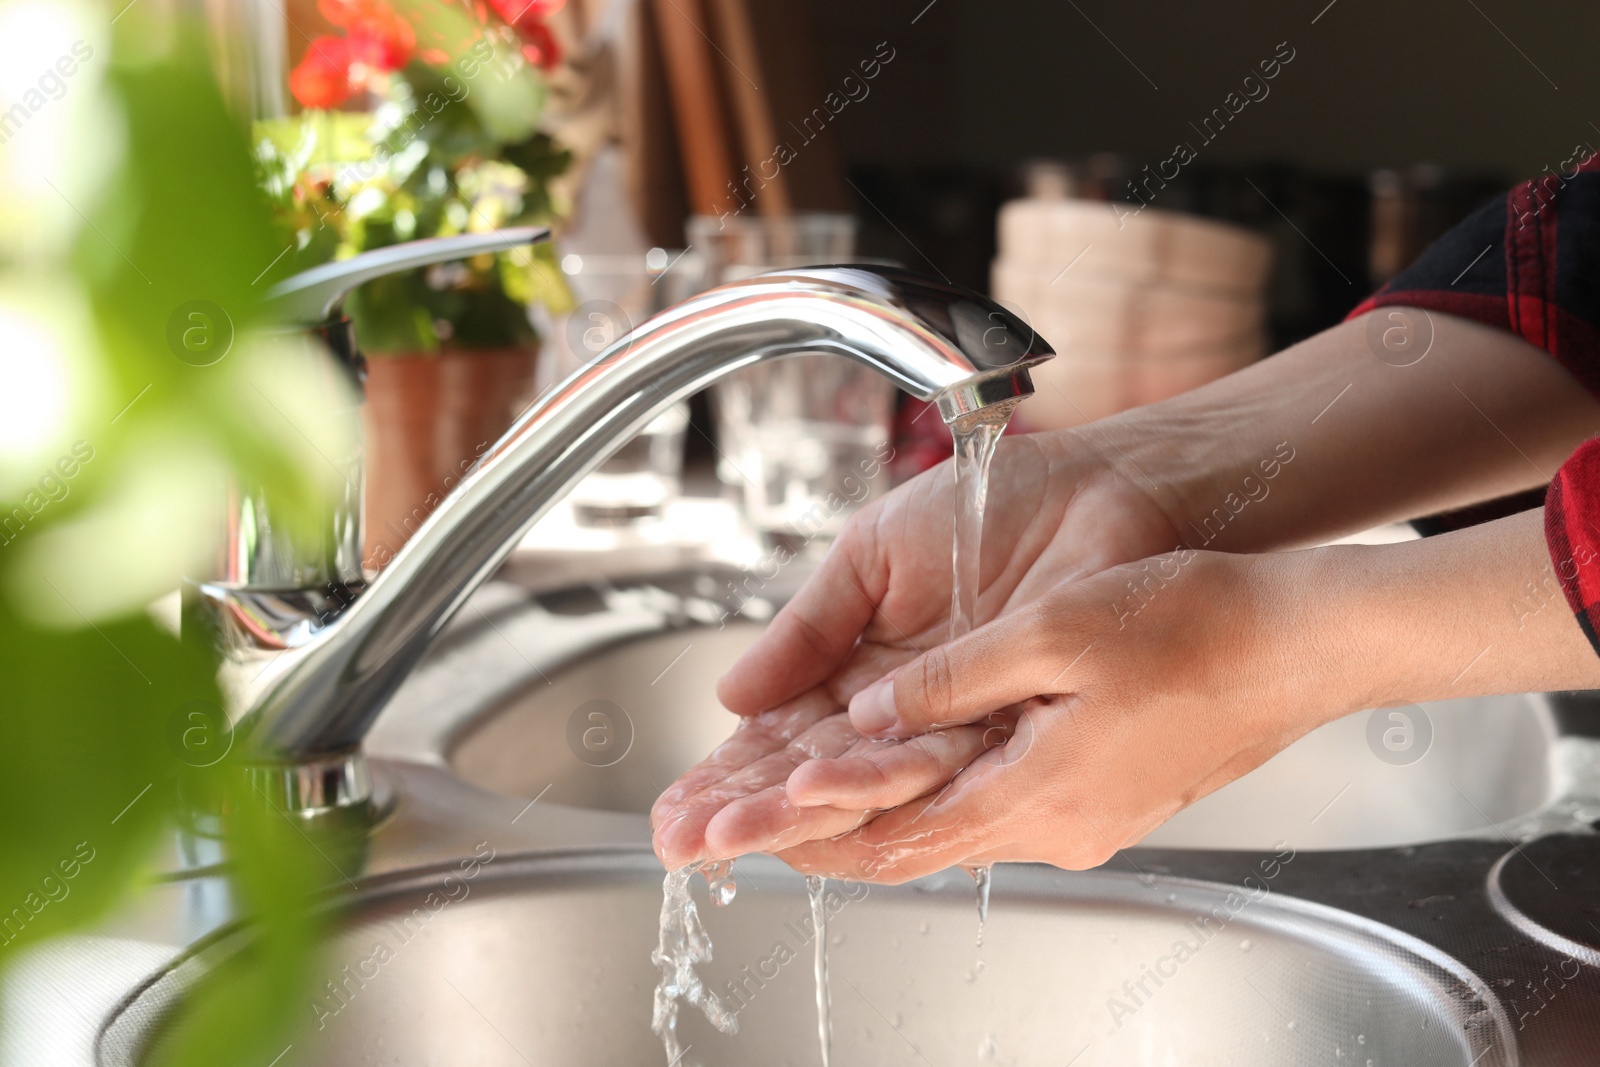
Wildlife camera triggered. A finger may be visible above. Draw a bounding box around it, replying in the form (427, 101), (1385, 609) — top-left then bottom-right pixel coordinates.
(700, 785), (878, 861)
(776, 799), (965, 882)
(775, 748), (1018, 881)
(653, 711), (863, 867)
(827, 640), (921, 706)
(716, 512), (886, 715)
(785, 716), (1011, 809)
(650, 691), (836, 829)
(847, 600), (1081, 738)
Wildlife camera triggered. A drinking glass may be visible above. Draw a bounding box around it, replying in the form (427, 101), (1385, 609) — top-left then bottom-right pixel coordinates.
(712, 356), (894, 541)
(687, 214), (896, 541)
(549, 249), (704, 525)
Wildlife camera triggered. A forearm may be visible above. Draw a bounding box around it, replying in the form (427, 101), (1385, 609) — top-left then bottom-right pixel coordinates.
(1081, 310), (1600, 551)
(1282, 508), (1600, 718)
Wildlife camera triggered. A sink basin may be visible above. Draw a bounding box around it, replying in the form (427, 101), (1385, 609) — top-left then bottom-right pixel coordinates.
(93, 565), (1574, 1067)
(115, 853), (1511, 1067)
(448, 621), (1558, 851)
(450, 624), (770, 817)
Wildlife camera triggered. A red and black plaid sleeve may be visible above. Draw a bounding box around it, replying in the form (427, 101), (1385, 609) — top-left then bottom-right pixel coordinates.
(1546, 449), (1600, 651)
(1347, 152), (1600, 654)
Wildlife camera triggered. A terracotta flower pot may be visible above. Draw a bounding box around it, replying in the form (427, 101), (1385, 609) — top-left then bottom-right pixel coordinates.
(362, 345), (539, 571)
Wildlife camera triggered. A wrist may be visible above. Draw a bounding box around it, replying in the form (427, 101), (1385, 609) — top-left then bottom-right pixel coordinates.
(1209, 549), (1379, 734)
(1073, 402), (1301, 555)
(1266, 544), (1414, 715)
(1273, 510), (1600, 710)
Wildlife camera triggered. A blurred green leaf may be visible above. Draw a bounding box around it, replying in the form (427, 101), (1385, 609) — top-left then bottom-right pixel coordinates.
(144, 779), (371, 1067)
(0, 601), (210, 955)
(0, 9), (338, 1067)
(403, 1), (544, 143)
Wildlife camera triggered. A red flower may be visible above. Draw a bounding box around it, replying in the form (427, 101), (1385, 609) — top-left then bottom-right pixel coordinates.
(488, 0), (566, 26)
(348, 20), (416, 71)
(516, 19), (562, 70)
(289, 36), (354, 109)
(318, 0), (416, 71)
(488, 0), (566, 68)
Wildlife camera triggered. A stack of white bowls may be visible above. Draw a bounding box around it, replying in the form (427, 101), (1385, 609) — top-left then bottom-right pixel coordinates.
(990, 199), (1272, 430)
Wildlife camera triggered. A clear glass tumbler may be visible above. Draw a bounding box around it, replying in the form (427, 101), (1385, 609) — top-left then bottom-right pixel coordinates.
(712, 356), (895, 541)
(549, 249), (704, 526)
(687, 214), (895, 541)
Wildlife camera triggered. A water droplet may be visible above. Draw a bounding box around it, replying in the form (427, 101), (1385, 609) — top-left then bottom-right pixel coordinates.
(919, 920), (931, 935)
(1239, 938), (1253, 952)
(969, 865), (992, 948)
(1287, 1021), (1297, 1031)
(1357, 1034), (1366, 1045)
(703, 860), (737, 906)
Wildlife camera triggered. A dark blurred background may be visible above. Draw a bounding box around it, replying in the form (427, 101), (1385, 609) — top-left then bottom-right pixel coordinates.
(773, 0), (1597, 346)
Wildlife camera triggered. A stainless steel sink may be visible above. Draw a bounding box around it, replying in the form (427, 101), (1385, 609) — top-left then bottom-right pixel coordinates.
(120, 853), (1513, 1067)
(447, 618), (1558, 851)
(75, 567), (1596, 1067)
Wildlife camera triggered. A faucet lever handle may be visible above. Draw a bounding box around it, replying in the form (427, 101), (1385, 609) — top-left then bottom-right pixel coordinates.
(264, 226), (552, 325)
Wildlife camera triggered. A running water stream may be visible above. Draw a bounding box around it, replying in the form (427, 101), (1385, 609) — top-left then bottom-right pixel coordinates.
(806, 876), (833, 1067)
(651, 402), (1018, 1065)
(949, 406), (1015, 952)
(948, 411), (1007, 644)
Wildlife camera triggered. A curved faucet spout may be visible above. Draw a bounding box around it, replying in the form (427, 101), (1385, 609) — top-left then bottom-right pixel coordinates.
(237, 265), (1053, 792)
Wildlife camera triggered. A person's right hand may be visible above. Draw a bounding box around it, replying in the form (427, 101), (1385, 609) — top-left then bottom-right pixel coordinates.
(651, 426), (1184, 868)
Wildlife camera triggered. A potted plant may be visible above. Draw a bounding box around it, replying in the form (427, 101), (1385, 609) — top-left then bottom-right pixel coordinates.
(257, 0), (573, 569)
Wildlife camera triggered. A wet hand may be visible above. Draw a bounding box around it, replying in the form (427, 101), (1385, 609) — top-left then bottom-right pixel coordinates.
(652, 430), (1180, 868)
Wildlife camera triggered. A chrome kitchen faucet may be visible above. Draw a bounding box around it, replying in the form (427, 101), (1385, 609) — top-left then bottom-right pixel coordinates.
(196, 248), (1054, 813)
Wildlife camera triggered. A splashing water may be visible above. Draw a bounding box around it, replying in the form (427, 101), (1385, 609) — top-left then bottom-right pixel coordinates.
(807, 875), (834, 1067)
(949, 408), (1013, 951)
(652, 865), (738, 1066)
